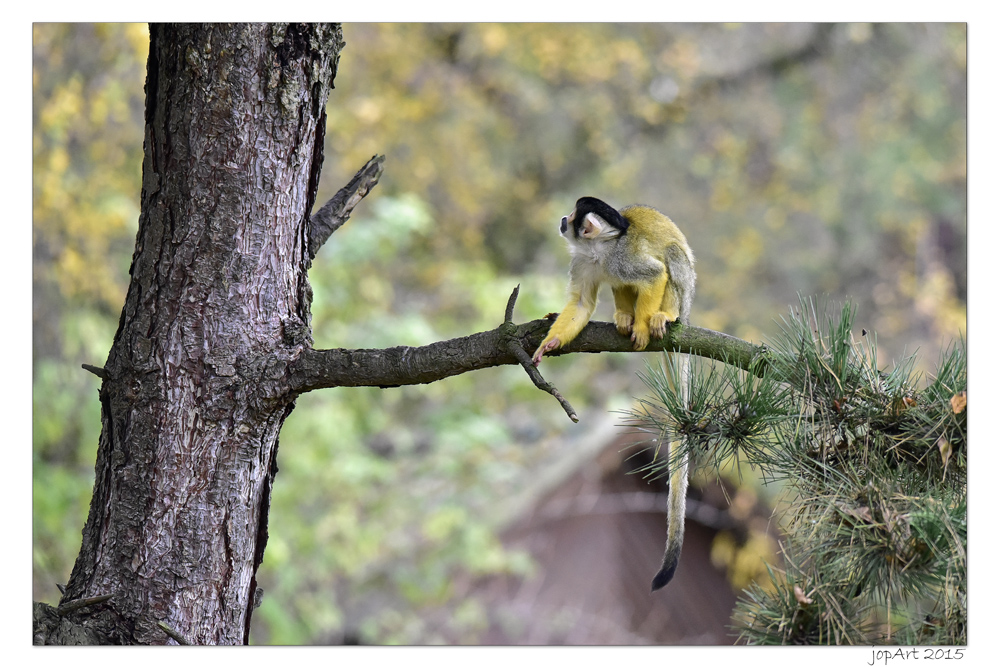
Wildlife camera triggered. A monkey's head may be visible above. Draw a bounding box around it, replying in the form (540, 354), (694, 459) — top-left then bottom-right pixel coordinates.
(561, 196), (629, 241)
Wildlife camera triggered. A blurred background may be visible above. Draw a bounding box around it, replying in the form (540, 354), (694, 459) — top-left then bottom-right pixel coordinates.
(32, 23), (966, 644)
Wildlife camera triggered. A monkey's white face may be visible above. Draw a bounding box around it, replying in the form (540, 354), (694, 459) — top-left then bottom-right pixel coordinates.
(560, 207), (616, 241)
(562, 213), (621, 276)
(559, 208), (575, 236)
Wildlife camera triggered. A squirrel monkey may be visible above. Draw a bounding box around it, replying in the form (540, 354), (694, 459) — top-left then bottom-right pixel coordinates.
(532, 196), (696, 591)
(532, 196), (695, 362)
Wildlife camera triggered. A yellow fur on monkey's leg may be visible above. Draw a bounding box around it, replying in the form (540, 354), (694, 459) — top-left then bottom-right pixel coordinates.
(648, 274), (683, 340)
(533, 283), (598, 365)
(630, 274), (669, 350)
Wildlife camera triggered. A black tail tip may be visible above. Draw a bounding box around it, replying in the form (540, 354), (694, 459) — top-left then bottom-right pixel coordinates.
(650, 564), (678, 592)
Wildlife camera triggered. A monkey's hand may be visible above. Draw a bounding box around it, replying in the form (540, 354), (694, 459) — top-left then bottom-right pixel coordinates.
(613, 310), (634, 336)
(532, 335), (561, 365)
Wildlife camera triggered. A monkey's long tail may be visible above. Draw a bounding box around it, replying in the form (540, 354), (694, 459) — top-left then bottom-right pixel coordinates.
(650, 354), (690, 592)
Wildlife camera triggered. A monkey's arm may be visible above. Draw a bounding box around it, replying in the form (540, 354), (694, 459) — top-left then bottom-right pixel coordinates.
(532, 279), (600, 365)
(611, 285), (637, 336)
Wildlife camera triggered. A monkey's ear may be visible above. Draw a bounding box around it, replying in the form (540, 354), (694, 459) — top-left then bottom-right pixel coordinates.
(581, 212), (608, 238)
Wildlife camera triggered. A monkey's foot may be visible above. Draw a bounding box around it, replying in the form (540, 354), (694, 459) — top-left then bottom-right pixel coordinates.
(532, 337), (561, 365)
(613, 311), (634, 336)
(631, 328), (650, 351)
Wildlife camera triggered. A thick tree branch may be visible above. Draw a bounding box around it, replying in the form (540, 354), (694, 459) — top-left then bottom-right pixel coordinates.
(287, 307), (768, 395)
(307, 154), (385, 260)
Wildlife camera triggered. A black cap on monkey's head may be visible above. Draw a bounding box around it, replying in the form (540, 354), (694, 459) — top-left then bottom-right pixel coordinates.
(560, 196), (629, 237)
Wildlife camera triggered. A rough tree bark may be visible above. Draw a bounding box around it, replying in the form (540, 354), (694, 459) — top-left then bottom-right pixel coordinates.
(34, 22), (768, 646)
(36, 23), (342, 645)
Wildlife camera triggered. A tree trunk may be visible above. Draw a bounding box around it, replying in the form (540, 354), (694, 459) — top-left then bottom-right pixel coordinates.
(48, 23), (342, 645)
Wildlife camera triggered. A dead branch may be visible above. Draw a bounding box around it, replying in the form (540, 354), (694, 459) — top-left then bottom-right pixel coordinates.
(307, 154), (385, 260)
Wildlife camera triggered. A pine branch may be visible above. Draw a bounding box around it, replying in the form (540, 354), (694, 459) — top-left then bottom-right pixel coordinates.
(623, 298), (969, 645)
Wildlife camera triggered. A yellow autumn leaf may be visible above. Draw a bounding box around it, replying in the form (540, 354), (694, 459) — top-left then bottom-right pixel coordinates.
(937, 435), (952, 479)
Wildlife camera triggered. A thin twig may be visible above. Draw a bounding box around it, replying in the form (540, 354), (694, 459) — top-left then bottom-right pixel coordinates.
(157, 621), (192, 646)
(81, 364), (109, 379)
(307, 154), (385, 260)
(57, 594), (112, 616)
(509, 342), (579, 423)
(500, 285), (579, 422)
(504, 284), (520, 323)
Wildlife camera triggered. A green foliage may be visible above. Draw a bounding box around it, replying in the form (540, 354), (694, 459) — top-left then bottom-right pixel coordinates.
(32, 310), (113, 600)
(735, 562), (874, 645)
(33, 23), (147, 314)
(629, 298), (966, 645)
(32, 24), (149, 604)
(629, 352), (788, 481)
